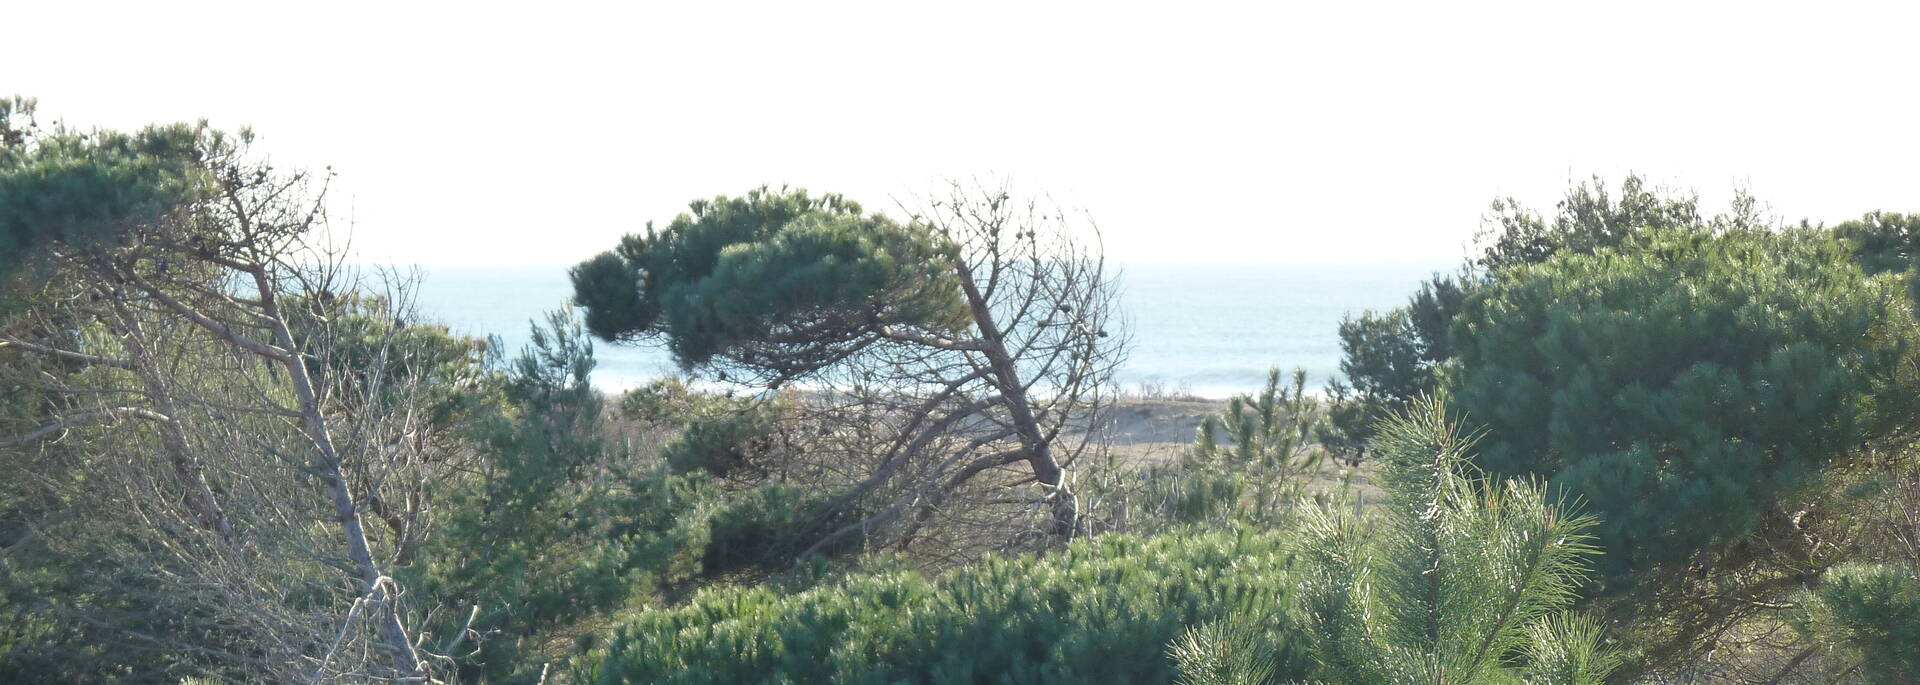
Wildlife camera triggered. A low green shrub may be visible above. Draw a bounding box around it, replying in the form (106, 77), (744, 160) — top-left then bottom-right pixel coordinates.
(575, 528), (1312, 684)
(702, 483), (864, 576)
(1796, 563), (1920, 684)
(660, 407), (781, 478)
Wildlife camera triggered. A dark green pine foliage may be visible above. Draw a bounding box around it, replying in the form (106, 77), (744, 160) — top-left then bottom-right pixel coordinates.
(1831, 211), (1920, 315)
(1832, 211), (1920, 276)
(0, 457), (207, 682)
(1325, 272), (1465, 461)
(700, 482), (870, 578)
(0, 97), (211, 278)
(1448, 227), (1920, 588)
(657, 401), (785, 480)
(574, 529), (1312, 684)
(569, 187), (970, 378)
(1325, 308), (1433, 460)
(406, 312), (719, 683)
(1327, 176), (1736, 460)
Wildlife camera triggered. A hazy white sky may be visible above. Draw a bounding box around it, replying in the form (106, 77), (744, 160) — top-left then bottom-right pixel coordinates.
(9, 1), (1917, 265)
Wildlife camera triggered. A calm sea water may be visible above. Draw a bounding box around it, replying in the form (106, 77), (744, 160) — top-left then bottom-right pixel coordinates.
(412, 261), (1451, 399)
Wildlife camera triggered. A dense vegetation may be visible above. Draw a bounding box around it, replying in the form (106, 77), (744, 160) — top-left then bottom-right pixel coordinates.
(3, 100), (1918, 684)
(581, 529), (1313, 684)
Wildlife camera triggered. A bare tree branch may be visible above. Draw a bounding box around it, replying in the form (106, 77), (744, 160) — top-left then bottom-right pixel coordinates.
(0, 406), (172, 448)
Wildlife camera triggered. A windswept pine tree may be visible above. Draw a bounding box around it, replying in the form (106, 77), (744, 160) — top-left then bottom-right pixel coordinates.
(570, 182), (1125, 548)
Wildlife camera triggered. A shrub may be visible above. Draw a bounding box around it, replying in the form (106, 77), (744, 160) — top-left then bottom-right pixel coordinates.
(1451, 228), (1920, 584)
(1795, 563), (1920, 684)
(660, 405), (784, 479)
(702, 483), (865, 576)
(1446, 227), (1920, 675)
(575, 529), (1312, 684)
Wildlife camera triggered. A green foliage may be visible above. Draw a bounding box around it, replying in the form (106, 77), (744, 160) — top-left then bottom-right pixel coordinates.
(1795, 563), (1920, 684)
(1832, 211), (1920, 276)
(1325, 309), (1434, 460)
(1166, 619), (1280, 685)
(660, 401), (786, 479)
(0, 496), (203, 681)
(623, 377), (799, 483)
(0, 96), (34, 149)
(576, 529), (1312, 684)
(1472, 175), (1714, 273)
(1294, 401), (1613, 684)
(291, 293), (493, 435)
(1832, 211), (1920, 316)
(1186, 368), (1324, 521)
(1133, 465), (1250, 527)
(616, 376), (725, 424)
(702, 482), (866, 576)
(406, 312), (720, 682)
(1404, 272), (1468, 364)
(1518, 614), (1624, 685)
(1449, 227), (1920, 587)
(0, 107), (214, 274)
(569, 187), (970, 374)
(1328, 176), (1755, 461)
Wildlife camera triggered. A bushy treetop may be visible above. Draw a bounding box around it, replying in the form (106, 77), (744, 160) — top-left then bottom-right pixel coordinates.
(0, 100), (217, 274)
(569, 187), (970, 374)
(1449, 226), (1920, 584)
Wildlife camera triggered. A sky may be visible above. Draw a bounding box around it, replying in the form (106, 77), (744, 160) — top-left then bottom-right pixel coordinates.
(8, 1), (1918, 266)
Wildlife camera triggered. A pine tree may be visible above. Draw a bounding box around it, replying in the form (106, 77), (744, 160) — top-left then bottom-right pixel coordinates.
(1793, 563), (1920, 684)
(1291, 400), (1614, 684)
(1448, 226), (1920, 674)
(408, 312), (720, 682)
(570, 183), (1124, 542)
(1186, 368), (1324, 522)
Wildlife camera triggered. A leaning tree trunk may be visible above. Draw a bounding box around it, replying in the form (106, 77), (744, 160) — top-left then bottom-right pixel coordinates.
(951, 258), (1078, 538)
(250, 271), (426, 679)
(128, 260), (426, 681)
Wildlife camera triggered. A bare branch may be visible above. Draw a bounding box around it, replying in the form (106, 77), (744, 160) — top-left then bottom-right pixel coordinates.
(0, 407), (172, 448)
(122, 270), (294, 361)
(0, 339), (137, 370)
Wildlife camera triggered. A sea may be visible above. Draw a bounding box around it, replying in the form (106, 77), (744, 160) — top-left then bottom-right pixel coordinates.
(412, 261), (1454, 399)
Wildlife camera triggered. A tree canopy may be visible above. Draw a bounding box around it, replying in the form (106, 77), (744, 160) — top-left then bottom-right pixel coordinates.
(1450, 227), (1919, 585)
(570, 182), (1123, 543)
(570, 187), (969, 378)
(0, 98), (214, 276)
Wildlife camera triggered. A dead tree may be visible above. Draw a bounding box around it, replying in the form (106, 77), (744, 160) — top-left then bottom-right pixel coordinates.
(1, 126), (435, 680)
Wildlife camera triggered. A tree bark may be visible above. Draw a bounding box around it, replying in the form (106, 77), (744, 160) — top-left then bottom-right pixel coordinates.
(949, 257), (1077, 538)
(128, 255), (426, 680)
(247, 268), (426, 680)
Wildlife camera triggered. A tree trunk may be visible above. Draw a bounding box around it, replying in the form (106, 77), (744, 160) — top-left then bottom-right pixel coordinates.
(950, 258), (1077, 538)
(252, 275), (426, 680)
